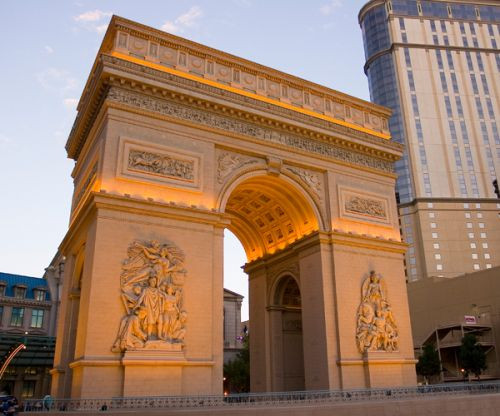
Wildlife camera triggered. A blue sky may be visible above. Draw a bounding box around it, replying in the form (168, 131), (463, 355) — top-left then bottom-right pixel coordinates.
(0, 0), (371, 320)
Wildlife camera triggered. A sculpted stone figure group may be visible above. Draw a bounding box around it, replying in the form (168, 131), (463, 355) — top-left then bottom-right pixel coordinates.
(112, 240), (188, 352)
(356, 271), (398, 353)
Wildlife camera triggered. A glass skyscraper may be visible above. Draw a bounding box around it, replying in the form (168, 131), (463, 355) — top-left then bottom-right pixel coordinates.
(359, 0), (500, 280)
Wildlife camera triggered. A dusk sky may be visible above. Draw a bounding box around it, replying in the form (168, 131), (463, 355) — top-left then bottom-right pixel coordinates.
(1, 0), (372, 320)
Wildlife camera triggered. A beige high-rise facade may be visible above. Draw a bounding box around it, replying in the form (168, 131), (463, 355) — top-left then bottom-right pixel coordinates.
(359, 0), (500, 281)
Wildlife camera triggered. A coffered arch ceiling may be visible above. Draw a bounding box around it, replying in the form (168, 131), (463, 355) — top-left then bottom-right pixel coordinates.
(223, 175), (320, 262)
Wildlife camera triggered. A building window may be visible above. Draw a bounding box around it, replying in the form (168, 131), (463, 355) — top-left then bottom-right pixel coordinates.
(0, 284), (5, 297)
(480, 233), (487, 238)
(486, 264), (492, 269)
(436, 264), (443, 271)
(482, 243), (488, 249)
(428, 212), (435, 218)
(464, 203), (469, 208)
(479, 223), (485, 228)
(30, 309), (44, 328)
(21, 381), (36, 398)
(472, 253), (478, 259)
(484, 253), (491, 259)
(14, 286), (26, 299)
(473, 264), (480, 270)
(433, 243), (440, 249)
(10, 307), (24, 327)
(470, 243), (477, 249)
(432, 232), (438, 239)
(430, 222), (437, 228)
(33, 289), (46, 302)
(427, 203), (434, 208)
(465, 212), (471, 218)
(468, 233), (475, 239)
(466, 222), (473, 228)
(477, 213), (483, 218)
(475, 203), (481, 208)
(0, 305), (3, 325)
(435, 254), (441, 260)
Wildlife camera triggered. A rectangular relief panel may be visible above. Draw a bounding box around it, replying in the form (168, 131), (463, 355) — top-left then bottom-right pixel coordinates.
(117, 137), (203, 191)
(338, 186), (391, 226)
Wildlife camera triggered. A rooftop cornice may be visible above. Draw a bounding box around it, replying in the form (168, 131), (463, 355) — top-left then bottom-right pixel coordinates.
(359, 0), (500, 23)
(67, 55), (402, 164)
(108, 16), (390, 115)
(68, 16), (395, 159)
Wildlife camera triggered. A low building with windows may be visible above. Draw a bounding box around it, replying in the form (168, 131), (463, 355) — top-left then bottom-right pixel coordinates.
(408, 266), (500, 382)
(0, 271), (60, 400)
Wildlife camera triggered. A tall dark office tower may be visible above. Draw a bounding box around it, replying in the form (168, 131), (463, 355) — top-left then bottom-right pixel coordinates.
(359, 1), (500, 281)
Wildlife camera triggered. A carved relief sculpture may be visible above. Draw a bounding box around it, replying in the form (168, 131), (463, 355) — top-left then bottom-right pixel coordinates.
(356, 271), (398, 353)
(287, 167), (322, 199)
(217, 151), (258, 183)
(345, 196), (386, 219)
(128, 149), (195, 182)
(112, 240), (188, 352)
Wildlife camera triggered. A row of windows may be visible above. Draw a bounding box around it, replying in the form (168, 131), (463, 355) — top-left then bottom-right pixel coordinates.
(0, 306), (44, 328)
(0, 286), (46, 301)
(388, 0), (499, 22)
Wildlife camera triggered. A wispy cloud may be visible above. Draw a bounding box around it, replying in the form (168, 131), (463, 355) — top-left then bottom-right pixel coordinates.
(161, 6), (203, 34)
(36, 68), (78, 94)
(74, 9), (112, 33)
(44, 45), (54, 54)
(0, 132), (12, 146)
(63, 98), (79, 110)
(319, 0), (343, 16)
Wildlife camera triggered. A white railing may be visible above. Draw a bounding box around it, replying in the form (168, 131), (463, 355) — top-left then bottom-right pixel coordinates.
(23, 381), (500, 412)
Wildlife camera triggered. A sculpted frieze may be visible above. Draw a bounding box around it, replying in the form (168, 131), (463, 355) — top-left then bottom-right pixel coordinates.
(112, 240), (188, 353)
(107, 87), (393, 173)
(356, 271), (398, 353)
(217, 151), (259, 184)
(286, 167), (322, 200)
(128, 149), (195, 182)
(102, 55), (392, 147)
(345, 196), (386, 219)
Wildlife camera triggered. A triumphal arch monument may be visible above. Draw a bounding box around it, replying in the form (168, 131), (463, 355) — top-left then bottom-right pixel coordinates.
(51, 16), (416, 399)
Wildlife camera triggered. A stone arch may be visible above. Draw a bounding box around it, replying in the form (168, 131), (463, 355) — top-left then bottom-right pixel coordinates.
(218, 169), (324, 262)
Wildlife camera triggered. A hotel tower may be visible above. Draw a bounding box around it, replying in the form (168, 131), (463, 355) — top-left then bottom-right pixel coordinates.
(359, 0), (500, 281)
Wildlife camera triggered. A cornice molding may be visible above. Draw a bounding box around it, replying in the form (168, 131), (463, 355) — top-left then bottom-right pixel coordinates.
(67, 55), (401, 163)
(105, 86), (397, 174)
(109, 16), (390, 116)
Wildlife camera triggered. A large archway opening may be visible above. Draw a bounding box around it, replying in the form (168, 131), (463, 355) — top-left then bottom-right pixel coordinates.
(221, 173), (321, 262)
(221, 172), (320, 392)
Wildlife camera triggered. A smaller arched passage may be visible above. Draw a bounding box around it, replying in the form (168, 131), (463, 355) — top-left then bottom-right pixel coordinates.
(270, 275), (305, 391)
(219, 171), (323, 262)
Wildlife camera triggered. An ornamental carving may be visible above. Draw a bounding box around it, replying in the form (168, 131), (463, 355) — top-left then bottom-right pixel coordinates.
(356, 271), (398, 353)
(287, 167), (322, 199)
(112, 240), (188, 353)
(217, 152), (258, 184)
(128, 149), (195, 182)
(345, 196), (386, 219)
(106, 87), (393, 173)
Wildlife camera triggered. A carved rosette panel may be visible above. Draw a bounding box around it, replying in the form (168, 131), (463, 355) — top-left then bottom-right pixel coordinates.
(345, 196), (386, 219)
(356, 271), (398, 353)
(286, 167), (323, 200)
(128, 149), (195, 182)
(216, 151), (259, 184)
(112, 240), (188, 353)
